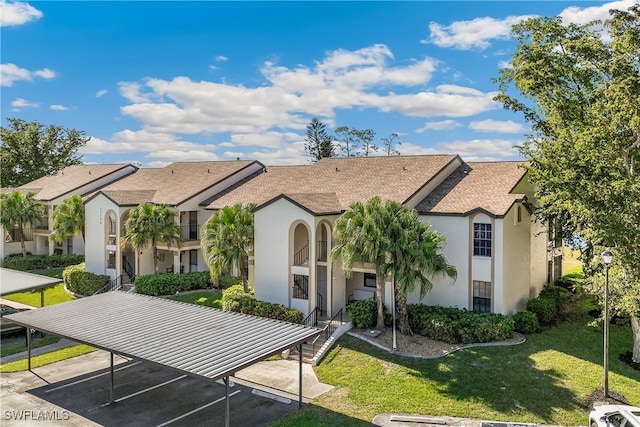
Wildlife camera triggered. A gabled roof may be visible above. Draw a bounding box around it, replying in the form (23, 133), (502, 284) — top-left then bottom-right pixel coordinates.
(92, 161), (261, 207)
(207, 155), (459, 213)
(415, 161), (527, 217)
(17, 164), (137, 202)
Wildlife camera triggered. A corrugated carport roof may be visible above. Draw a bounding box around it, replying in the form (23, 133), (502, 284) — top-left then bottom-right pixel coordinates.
(0, 268), (62, 296)
(5, 292), (321, 381)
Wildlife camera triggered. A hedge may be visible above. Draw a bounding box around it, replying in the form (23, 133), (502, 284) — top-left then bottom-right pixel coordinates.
(221, 285), (303, 324)
(512, 310), (540, 334)
(135, 271), (213, 296)
(407, 304), (514, 344)
(347, 299), (378, 329)
(526, 284), (572, 325)
(62, 263), (110, 296)
(2, 254), (84, 271)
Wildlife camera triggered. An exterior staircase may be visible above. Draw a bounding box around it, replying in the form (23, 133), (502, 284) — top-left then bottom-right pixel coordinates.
(286, 309), (351, 366)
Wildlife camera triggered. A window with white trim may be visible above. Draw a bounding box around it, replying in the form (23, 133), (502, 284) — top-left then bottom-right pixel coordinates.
(473, 223), (492, 256)
(473, 281), (491, 313)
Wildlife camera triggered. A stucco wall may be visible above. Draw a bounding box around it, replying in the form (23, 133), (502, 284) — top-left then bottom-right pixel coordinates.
(529, 215), (548, 297)
(415, 215), (470, 310)
(85, 194), (113, 275)
(501, 204), (532, 314)
(254, 198), (315, 311)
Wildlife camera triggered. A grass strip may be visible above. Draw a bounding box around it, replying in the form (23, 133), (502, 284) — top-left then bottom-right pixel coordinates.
(0, 345), (96, 373)
(0, 335), (61, 357)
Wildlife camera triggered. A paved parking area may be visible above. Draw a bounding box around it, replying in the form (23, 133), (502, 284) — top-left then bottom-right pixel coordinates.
(1, 351), (302, 426)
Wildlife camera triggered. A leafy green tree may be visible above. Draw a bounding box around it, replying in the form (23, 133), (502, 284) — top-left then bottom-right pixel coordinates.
(334, 126), (359, 157)
(381, 133), (402, 156)
(0, 190), (42, 256)
(331, 196), (455, 332)
(495, 5), (640, 360)
(0, 118), (89, 187)
(304, 118), (335, 162)
(201, 204), (256, 293)
(353, 128), (377, 157)
(121, 203), (182, 274)
(49, 195), (85, 246)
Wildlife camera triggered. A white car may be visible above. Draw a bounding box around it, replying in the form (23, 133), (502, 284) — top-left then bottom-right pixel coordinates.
(590, 405), (640, 427)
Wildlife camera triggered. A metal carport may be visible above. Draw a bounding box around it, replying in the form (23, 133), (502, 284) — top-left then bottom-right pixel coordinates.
(0, 267), (62, 307)
(5, 291), (322, 426)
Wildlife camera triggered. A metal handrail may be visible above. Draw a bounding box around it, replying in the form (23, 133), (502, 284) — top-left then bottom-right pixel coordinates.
(292, 275), (308, 299)
(316, 240), (327, 261)
(93, 275), (123, 295)
(302, 306), (320, 328)
(123, 257), (135, 282)
(293, 243), (309, 266)
(317, 292), (324, 316)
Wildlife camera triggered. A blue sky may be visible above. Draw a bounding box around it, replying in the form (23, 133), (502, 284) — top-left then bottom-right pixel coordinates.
(1, 0), (636, 167)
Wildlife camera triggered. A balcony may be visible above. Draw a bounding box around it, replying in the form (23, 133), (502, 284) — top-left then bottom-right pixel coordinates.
(5, 227), (34, 242)
(317, 240), (328, 262)
(181, 224), (200, 242)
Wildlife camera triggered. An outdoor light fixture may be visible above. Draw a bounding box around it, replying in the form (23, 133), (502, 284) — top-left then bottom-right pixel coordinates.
(601, 249), (613, 398)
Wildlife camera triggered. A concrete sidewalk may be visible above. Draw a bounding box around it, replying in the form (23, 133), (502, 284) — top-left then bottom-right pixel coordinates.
(0, 338), (78, 364)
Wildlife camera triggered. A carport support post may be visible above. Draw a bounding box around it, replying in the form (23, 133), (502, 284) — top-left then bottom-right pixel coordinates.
(298, 343), (303, 409)
(224, 376), (230, 427)
(40, 289), (44, 307)
(27, 328), (31, 371)
(109, 352), (114, 405)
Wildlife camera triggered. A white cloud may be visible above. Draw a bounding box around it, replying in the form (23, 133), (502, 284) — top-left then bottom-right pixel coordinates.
(215, 55), (228, 62)
(498, 60), (513, 70)
(80, 130), (216, 155)
(209, 65), (219, 71)
(145, 150), (220, 164)
(424, 15), (537, 50)
(118, 81), (156, 103)
(0, 0), (42, 27)
(469, 119), (525, 134)
(96, 89), (108, 98)
(11, 97), (39, 111)
(223, 141), (308, 166)
(0, 63), (56, 86)
(439, 139), (520, 161)
(559, 0), (636, 25)
(219, 132), (302, 149)
(50, 104), (69, 111)
(416, 120), (461, 133)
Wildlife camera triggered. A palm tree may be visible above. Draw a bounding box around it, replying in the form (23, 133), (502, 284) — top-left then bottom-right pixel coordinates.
(331, 196), (394, 330)
(0, 190), (43, 256)
(201, 203), (255, 293)
(49, 195), (85, 247)
(121, 203), (182, 274)
(389, 210), (457, 335)
(332, 196), (456, 332)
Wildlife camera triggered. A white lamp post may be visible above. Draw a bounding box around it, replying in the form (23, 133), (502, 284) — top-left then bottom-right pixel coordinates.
(601, 249), (613, 398)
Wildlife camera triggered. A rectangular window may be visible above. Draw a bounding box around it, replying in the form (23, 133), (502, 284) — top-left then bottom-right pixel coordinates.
(364, 273), (376, 288)
(473, 280), (491, 313)
(473, 223), (492, 257)
(107, 252), (116, 269)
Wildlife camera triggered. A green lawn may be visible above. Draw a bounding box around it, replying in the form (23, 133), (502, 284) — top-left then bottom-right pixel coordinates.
(168, 290), (223, 309)
(3, 282), (74, 307)
(0, 345), (96, 373)
(0, 335), (61, 357)
(274, 316), (640, 427)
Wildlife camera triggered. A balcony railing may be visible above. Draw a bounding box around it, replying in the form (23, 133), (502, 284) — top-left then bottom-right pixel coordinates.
(34, 219), (49, 230)
(292, 274), (309, 299)
(317, 241), (327, 261)
(5, 227), (34, 242)
(108, 220), (117, 235)
(294, 243), (309, 266)
(180, 224), (200, 241)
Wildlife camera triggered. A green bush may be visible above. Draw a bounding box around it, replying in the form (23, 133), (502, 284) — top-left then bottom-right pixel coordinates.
(135, 271), (212, 296)
(539, 284), (571, 312)
(407, 304), (514, 344)
(217, 275), (243, 289)
(62, 263), (110, 296)
(3, 254), (84, 271)
(512, 311), (540, 334)
(526, 296), (558, 324)
(553, 273), (584, 293)
(220, 285), (302, 323)
(347, 299), (377, 329)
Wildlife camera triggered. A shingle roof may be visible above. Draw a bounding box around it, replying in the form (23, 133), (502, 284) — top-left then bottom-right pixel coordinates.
(97, 161), (258, 206)
(17, 164), (136, 201)
(207, 155), (459, 212)
(415, 161), (527, 217)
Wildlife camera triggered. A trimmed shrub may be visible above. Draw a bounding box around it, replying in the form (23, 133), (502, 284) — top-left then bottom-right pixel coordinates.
(135, 271), (212, 296)
(3, 254), (84, 271)
(220, 285), (302, 323)
(512, 311), (540, 334)
(526, 296), (557, 324)
(539, 284), (571, 312)
(553, 273), (584, 293)
(407, 304), (514, 344)
(348, 299), (377, 329)
(63, 263), (110, 296)
(217, 275), (243, 289)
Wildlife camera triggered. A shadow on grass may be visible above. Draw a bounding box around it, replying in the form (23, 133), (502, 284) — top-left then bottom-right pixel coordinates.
(327, 336), (582, 423)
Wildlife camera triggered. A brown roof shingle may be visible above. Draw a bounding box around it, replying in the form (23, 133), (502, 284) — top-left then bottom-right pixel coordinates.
(17, 164), (136, 201)
(208, 155), (459, 212)
(415, 161), (527, 217)
(98, 161), (257, 206)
